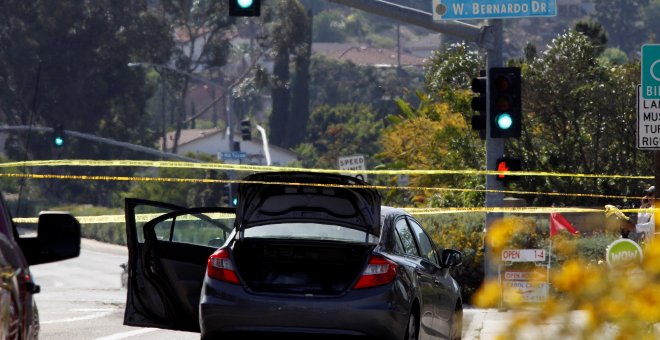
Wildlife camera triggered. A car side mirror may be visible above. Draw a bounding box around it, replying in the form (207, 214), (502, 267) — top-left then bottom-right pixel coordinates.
(19, 211), (81, 266)
(440, 249), (462, 268)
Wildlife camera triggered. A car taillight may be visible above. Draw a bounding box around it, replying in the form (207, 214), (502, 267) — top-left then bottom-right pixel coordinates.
(207, 248), (240, 284)
(353, 255), (396, 289)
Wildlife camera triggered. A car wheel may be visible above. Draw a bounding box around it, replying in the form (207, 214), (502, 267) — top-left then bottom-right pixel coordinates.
(451, 307), (463, 340)
(404, 311), (418, 340)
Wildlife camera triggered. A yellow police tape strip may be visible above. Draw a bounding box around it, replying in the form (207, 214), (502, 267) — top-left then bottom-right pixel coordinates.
(0, 159), (652, 180)
(12, 207), (653, 224)
(13, 212), (236, 224)
(0, 172), (642, 201)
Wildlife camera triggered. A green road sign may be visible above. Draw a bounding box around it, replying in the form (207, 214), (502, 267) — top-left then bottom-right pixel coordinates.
(641, 44), (660, 99)
(606, 239), (643, 269)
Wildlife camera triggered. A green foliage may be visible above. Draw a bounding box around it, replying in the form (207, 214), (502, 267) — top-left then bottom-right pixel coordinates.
(313, 10), (347, 43)
(591, 0), (648, 55)
(127, 153), (227, 208)
(377, 43), (485, 207)
(574, 19), (608, 55)
(54, 205), (125, 245)
(309, 56), (424, 117)
(599, 47), (629, 66)
(514, 31), (649, 207)
(415, 213), (485, 300)
(293, 103), (384, 170)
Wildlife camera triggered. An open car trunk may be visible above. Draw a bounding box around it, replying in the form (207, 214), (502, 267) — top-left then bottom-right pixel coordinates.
(232, 238), (375, 295)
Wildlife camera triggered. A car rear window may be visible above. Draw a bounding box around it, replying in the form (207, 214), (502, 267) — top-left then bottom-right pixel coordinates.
(243, 223), (378, 243)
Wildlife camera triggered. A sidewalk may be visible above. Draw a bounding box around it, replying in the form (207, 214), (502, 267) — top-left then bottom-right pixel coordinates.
(466, 308), (660, 339)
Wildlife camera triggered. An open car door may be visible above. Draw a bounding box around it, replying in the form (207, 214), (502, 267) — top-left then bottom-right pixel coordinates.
(123, 198), (235, 332)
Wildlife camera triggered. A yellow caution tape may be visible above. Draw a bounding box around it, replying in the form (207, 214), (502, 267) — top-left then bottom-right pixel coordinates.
(12, 207), (653, 224)
(0, 159), (652, 180)
(13, 212), (236, 224)
(0, 172), (644, 201)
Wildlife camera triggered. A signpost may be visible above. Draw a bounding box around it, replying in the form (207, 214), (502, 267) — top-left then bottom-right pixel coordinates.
(499, 248), (549, 305)
(637, 85), (660, 149)
(338, 155), (368, 182)
(432, 0), (556, 20)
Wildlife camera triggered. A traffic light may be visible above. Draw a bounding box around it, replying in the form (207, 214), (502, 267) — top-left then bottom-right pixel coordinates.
(470, 72), (487, 139)
(495, 157), (521, 182)
(240, 119), (251, 141)
(226, 183), (239, 207)
(229, 0), (260, 16)
(489, 67), (521, 138)
(53, 124), (65, 147)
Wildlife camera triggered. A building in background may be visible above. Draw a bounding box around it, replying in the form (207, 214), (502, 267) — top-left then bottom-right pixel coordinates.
(161, 128), (298, 166)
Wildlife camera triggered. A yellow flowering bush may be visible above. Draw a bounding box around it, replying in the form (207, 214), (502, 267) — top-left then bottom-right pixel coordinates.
(473, 216), (660, 339)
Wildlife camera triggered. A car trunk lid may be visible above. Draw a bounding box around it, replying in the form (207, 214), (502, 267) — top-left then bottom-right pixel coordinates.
(235, 172), (381, 237)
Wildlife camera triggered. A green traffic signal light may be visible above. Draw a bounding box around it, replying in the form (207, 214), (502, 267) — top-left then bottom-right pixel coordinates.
(229, 0), (260, 16)
(489, 67), (521, 138)
(53, 124), (65, 147)
(237, 0), (253, 8)
(495, 113), (513, 130)
(54, 136), (64, 147)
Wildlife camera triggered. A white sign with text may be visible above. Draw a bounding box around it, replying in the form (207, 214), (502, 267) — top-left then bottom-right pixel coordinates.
(338, 155), (367, 182)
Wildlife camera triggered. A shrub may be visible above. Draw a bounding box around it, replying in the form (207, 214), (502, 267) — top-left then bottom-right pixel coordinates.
(415, 212), (485, 300)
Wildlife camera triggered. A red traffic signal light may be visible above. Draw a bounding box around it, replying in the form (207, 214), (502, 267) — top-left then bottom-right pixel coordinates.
(495, 157), (521, 181)
(489, 67), (521, 138)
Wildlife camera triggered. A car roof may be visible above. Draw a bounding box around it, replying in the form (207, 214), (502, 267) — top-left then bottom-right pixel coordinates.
(380, 206), (408, 217)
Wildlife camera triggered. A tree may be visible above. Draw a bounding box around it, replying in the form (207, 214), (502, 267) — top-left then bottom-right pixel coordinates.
(591, 0), (648, 55)
(513, 31), (648, 206)
(0, 0), (172, 205)
(155, 0), (235, 153)
(377, 43), (485, 207)
(261, 0), (310, 147)
(294, 103), (384, 171)
(574, 20), (608, 55)
(285, 9), (313, 148)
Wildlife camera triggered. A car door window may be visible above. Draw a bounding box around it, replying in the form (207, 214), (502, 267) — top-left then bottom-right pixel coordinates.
(407, 218), (439, 266)
(395, 219), (419, 256)
(152, 212), (234, 246)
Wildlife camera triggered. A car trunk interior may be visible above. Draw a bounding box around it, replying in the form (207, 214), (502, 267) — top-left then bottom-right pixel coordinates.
(232, 238), (374, 295)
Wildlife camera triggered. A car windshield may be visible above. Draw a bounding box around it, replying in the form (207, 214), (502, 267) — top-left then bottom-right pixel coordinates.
(243, 222), (378, 243)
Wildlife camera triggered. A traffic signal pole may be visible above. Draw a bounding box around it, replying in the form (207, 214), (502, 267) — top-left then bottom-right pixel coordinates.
(325, 0), (504, 279)
(485, 19), (504, 280)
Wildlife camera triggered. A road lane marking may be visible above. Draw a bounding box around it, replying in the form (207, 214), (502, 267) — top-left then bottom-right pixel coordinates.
(91, 328), (157, 340)
(40, 310), (115, 324)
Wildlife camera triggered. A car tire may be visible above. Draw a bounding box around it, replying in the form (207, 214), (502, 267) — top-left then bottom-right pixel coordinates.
(404, 311), (418, 340)
(451, 306), (462, 340)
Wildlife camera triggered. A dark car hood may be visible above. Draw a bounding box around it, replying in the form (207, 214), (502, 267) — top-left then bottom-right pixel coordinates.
(235, 172), (381, 237)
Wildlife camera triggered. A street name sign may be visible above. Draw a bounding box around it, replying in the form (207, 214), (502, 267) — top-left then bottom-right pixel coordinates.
(637, 85), (660, 150)
(219, 151), (247, 160)
(641, 44), (660, 99)
(338, 155), (367, 182)
(432, 0), (557, 20)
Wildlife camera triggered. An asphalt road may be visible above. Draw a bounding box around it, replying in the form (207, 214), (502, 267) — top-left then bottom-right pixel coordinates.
(30, 239), (198, 340)
(30, 239), (483, 340)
